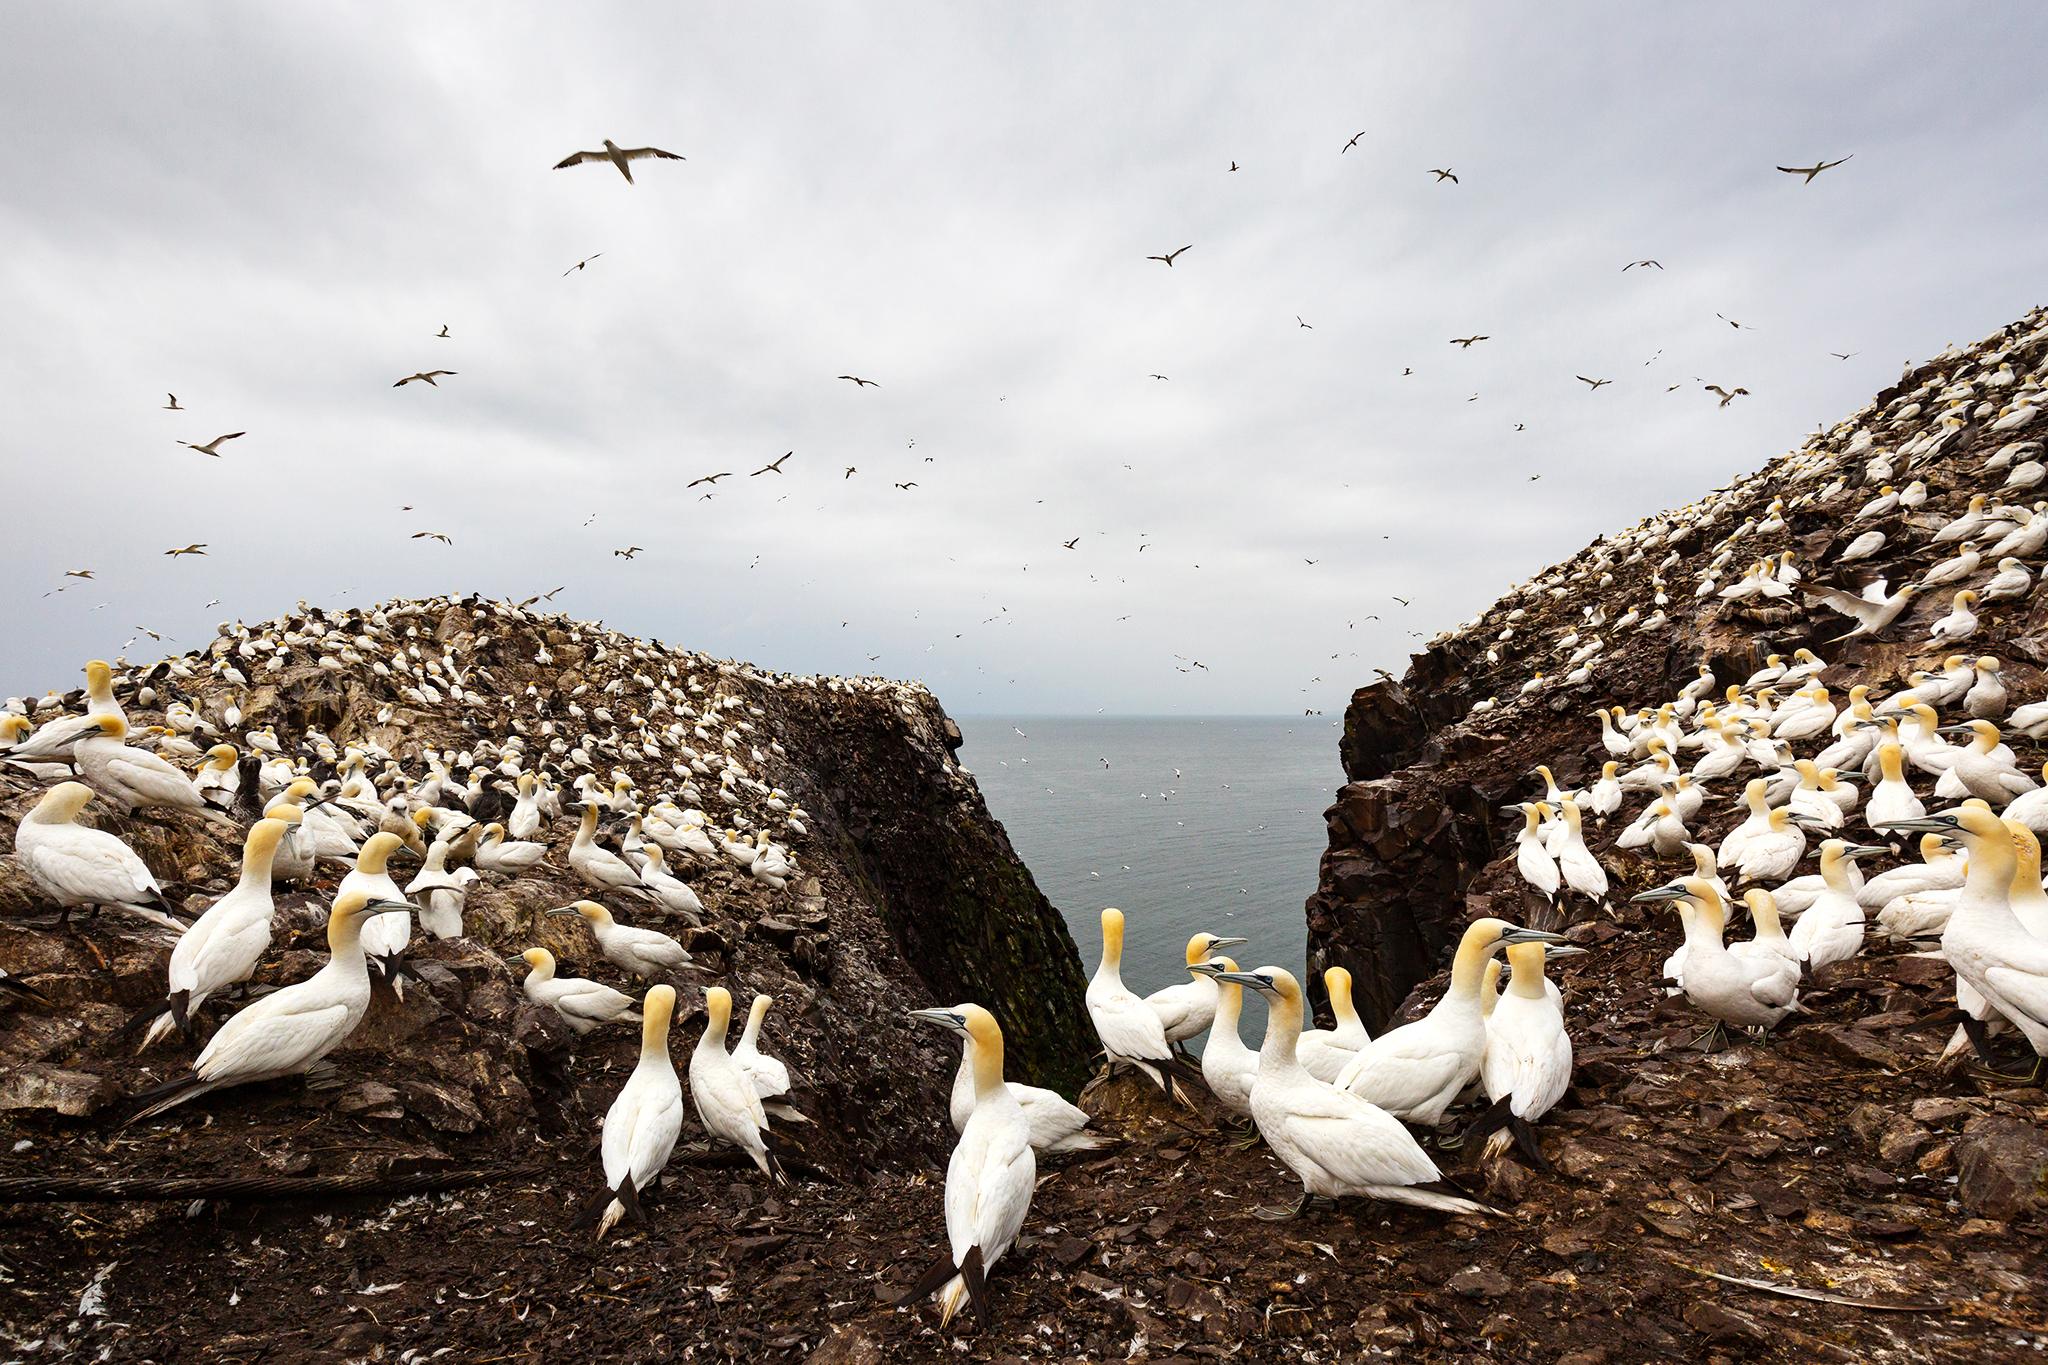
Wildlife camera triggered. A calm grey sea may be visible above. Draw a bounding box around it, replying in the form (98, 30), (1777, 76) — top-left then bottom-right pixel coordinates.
(959, 716), (1341, 1012)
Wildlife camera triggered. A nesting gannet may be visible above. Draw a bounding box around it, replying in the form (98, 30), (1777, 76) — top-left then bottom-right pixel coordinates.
(638, 846), (705, 917)
(1084, 908), (1186, 1100)
(1889, 808), (2048, 1074)
(1935, 720), (2038, 802)
(903, 1004), (1036, 1330)
(1295, 965), (1373, 1082)
(1633, 880), (1798, 1049)
(508, 773), (544, 841)
(1929, 590), (1981, 645)
(126, 888), (414, 1122)
(941, 1009), (1110, 1153)
(476, 821), (546, 873)
(71, 713), (209, 815)
(546, 900), (698, 980)
(141, 817), (289, 1049)
(689, 986), (786, 1181)
(1183, 956), (1258, 1118)
(592, 984), (684, 1239)
(1552, 798), (1610, 905)
(1213, 966), (1489, 1219)
(1471, 942), (1581, 1164)
(1143, 930), (1249, 1053)
(1510, 802), (1561, 901)
(517, 947), (642, 1034)
(13, 781), (177, 925)
(1334, 919), (1565, 1125)
(731, 993), (808, 1124)
(1730, 806), (1809, 884)
(1787, 840), (1886, 970)
(569, 802), (652, 900)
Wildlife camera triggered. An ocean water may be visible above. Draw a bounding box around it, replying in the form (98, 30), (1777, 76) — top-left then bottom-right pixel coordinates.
(958, 716), (1341, 1011)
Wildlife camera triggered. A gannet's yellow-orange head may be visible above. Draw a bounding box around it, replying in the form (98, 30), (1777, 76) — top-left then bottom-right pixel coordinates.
(87, 713), (126, 739)
(642, 983), (677, 1039)
(356, 831), (403, 874)
(268, 803), (303, 827)
(520, 947), (555, 974)
(1183, 931), (1248, 966)
(244, 818), (288, 861)
(85, 660), (113, 698)
(36, 780), (98, 822)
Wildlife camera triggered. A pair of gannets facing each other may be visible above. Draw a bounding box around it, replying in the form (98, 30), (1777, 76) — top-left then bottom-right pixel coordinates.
(127, 888), (417, 1122)
(1470, 940), (1585, 1165)
(1889, 808), (2048, 1074)
(691, 986), (789, 1181)
(1142, 930), (1249, 1054)
(547, 900), (700, 979)
(1207, 965), (1492, 1219)
(1085, 909), (1192, 1102)
(141, 814), (296, 1049)
(904, 1003), (1037, 1330)
(591, 984), (684, 1239)
(517, 947), (642, 1034)
(1634, 880), (1800, 1050)
(14, 781), (179, 926)
(1333, 919), (1568, 1126)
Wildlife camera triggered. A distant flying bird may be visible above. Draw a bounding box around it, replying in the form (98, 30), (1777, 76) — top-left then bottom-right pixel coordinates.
(1576, 375), (1612, 391)
(750, 452), (793, 476)
(1622, 259), (1663, 272)
(1831, 351), (1859, 361)
(1342, 131), (1367, 153)
(177, 431), (244, 457)
(1146, 244), (1193, 267)
(1450, 335), (1490, 348)
(1228, 161), (1239, 172)
(411, 531), (453, 545)
(895, 481), (917, 491)
(1777, 155), (1851, 183)
(838, 375), (879, 388)
(1062, 537), (1080, 550)
(1514, 423), (1526, 431)
(1402, 367), (1412, 376)
(1303, 558), (1319, 565)
(541, 586), (565, 601)
(613, 546), (643, 559)
(65, 568), (95, 580)
(436, 325), (450, 338)
(1391, 596), (1410, 606)
(686, 472), (731, 487)
(1296, 316), (1313, 329)
(1715, 314), (1752, 330)
(553, 140), (685, 184)
(1428, 167), (1458, 183)
(394, 370), (457, 387)
(163, 393), (182, 410)
(1704, 384), (1750, 407)
(562, 252), (604, 276)
(1149, 374), (1170, 381)
(843, 466), (857, 479)
(163, 544), (208, 557)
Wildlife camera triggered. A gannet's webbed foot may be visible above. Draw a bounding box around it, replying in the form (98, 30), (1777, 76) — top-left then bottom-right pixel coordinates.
(1689, 1022), (1729, 1053)
(1253, 1190), (1312, 1221)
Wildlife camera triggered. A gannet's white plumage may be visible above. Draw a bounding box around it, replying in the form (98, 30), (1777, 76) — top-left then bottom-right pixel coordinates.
(1142, 930), (1248, 1046)
(1787, 839), (1884, 970)
(517, 947), (641, 1034)
(548, 899), (696, 979)
(13, 781), (176, 923)
(1335, 919), (1565, 1125)
(1190, 956), (1258, 1116)
(1084, 908), (1183, 1098)
(905, 1003), (1036, 1329)
(689, 986), (786, 1181)
(476, 821), (547, 873)
(73, 713), (209, 814)
(569, 802), (652, 899)
(143, 817), (290, 1049)
(594, 984), (685, 1240)
(1217, 965), (1490, 1217)
(337, 832), (413, 989)
(1634, 879), (1798, 1043)
(1476, 942), (1577, 1161)
(127, 887), (412, 1121)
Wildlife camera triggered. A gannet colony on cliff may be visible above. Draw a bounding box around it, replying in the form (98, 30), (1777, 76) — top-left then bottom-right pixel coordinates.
(5, 308), (2048, 1352)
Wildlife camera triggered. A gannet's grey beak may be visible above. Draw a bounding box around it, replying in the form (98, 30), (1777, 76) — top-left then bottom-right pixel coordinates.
(1546, 944), (1590, 958)
(1208, 936), (1249, 950)
(908, 1007), (968, 1032)
(1631, 883), (1691, 903)
(1212, 970), (1277, 995)
(1501, 926), (1567, 945)
(543, 905), (581, 918)
(1878, 817), (1957, 834)
(1845, 844), (1891, 860)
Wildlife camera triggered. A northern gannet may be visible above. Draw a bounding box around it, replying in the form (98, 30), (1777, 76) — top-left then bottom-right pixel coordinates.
(1471, 941), (1582, 1164)
(1552, 798), (1610, 905)
(13, 781), (177, 925)
(903, 1004), (1036, 1330)
(592, 984), (684, 1239)
(337, 832), (412, 990)
(476, 821), (546, 873)
(1634, 879), (1799, 1049)
(942, 1004), (1111, 1153)
(1084, 908), (1186, 1100)
(553, 139), (685, 183)
(192, 743), (241, 810)
(638, 846), (705, 917)
(142, 817), (289, 1049)
(570, 802), (652, 899)
(1929, 590), (1981, 645)
(517, 947), (642, 1034)
(1213, 966), (1490, 1219)
(127, 888), (415, 1121)
(1334, 919), (1565, 1125)
(1510, 802), (1561, 901)
(731, 993), (808, 1124)
(73, 713), (209, 815)
(1786, 840), (1885, 970)
(1188, 956), (1257, 1118)
(689, 986), (786, 1181)
(1295, 965), (1373, 1083)
(1934, 720), (2038, 802)
(546, 900), (699, 980)
(1143, 930), (1249, 1053)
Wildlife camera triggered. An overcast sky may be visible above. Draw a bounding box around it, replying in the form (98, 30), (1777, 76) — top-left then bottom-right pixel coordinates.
(5, 4), (2046, 714)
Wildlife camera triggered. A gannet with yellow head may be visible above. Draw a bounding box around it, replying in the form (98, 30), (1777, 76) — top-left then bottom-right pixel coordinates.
(13, 781), (176, 925)
(1084, 908), (1187, 1101)
(143, 817), (291, 1049)
(1142, 930), (1249, 1052)
(546, 899), (698, 979)
(592, 984), (684, 1239)
(688, 985), (786, 1181)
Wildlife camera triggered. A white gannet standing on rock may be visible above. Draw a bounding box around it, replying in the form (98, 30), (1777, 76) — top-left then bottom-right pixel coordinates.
(126, 888), (415, 1122)
(1471, 941), (1584, 1165)
(1929, 590), (1981, 645)
(903, 1003), (1036, 1331)
(1084, 909), (1189, 1102)
(1633, 879), (1798, 1051)
(508, 772), (544, 841)
(732, 993), (808, 1124)
(1552, 797), (1610, 908)
(1295, 965), (1373, 1083)
(73, 713), (210, 816)
(142, 817), (290, 1048)
(638, 846), (705, 918)
(1189, 956), (1258, 1120)
(1213, 965), (1491, 1219)
(1866, 740), (1926, 830)
(942, 1003), (1111, 1153)
(1143, 930), (1248, 1055)
(1935, 720), (2038, 802)
(590, 984), (684, 1240)
(1890, 808), (2048, 1078)
(1334, 919), (1566, 1125)
(547, 900), (699, 980)
(516, 947), (642, 1035)
(1787, 840), (1886, 970)
(337, 832), (413, 992)
(1509, 802), (1560, 902)
(13, 781), (179, 926)
(690, 986), (787, 1181)
(193, 744), (242, 811)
